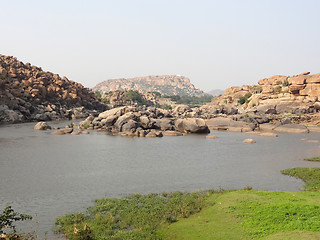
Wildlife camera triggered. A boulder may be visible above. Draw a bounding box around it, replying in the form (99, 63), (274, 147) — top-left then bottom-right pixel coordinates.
(259, 123), (276, 132)
(259, 132), (278, 137)
(175, 118), (210, 133)
(51, 130), (65, 135)
(100, 115), (118, 127)
(205, 117), (253, 132)
(34, 121), (51, 130)
(243, 138), (256, 143)
(273, 123), (309, 133)
(98, 106), (126, 119)
(206, 135), (218, 139)
(145, 132), (157, 138)
(114, 112), (136, 130)
(163, 131), (183, 136)
(121, 119), (139, 132)
(173, 104), (191, 115)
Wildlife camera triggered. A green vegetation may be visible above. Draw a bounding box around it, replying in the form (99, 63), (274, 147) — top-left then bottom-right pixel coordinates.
(0, 206), (32, 238)
(164, 191), (320, 239)
(162, 104), (172, 110)
(56, 191), (209, 240)
(162, 94), (212, 106)
(282, 79), (289, 86)
(281, 168), (320, 191)
(238, 93), (252, 105)
(95, 91), (110, 105)
(304, 157), (320, 162)
(125, 90), (149, 106)
(274, 85), (282, 94)
(252, 86), (262, 94)
(82, 124), (90, 129)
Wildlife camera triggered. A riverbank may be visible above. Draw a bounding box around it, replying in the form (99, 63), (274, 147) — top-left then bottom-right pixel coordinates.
(55, 166), (320, 240)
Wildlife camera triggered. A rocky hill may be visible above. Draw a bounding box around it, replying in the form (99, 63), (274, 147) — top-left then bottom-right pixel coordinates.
(0, 55), (107, 123)
(92, 75), (205, 97)
(200, 72), (320, 123)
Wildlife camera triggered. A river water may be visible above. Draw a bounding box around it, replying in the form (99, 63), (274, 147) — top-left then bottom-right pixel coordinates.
(1, 121), (320, 239)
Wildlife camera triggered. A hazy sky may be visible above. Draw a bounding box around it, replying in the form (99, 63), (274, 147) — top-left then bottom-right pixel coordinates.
(2, 0), (320, 92)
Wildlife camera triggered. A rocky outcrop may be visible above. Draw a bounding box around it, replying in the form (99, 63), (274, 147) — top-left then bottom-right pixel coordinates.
(92, 75), (205, 97)
(79, 106), (210, 137)
(205, 72), (320, 116)
(0, 55), (107, 124)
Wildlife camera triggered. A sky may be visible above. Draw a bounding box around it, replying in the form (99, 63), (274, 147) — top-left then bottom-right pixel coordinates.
(1, 0), (320, 92)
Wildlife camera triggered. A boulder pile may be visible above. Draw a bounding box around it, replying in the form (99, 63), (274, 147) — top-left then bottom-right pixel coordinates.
(0, 55), (107, 124)
(79, 106), (210, 137)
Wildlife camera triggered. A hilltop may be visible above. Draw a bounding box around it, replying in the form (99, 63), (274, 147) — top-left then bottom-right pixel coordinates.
(0, 55), (107, 123)
(92, 75), (205, 97)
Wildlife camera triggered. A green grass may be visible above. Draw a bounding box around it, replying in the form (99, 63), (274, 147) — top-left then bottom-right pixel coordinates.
(164, 191), (320, 240)
(281, 168), (320, 191)
(55, 191), (212, 240)
(304, 157), (320, 162)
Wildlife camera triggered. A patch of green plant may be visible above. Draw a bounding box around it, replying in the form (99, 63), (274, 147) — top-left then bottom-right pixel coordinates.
(274, 85), (282, 93)
(304, 157), (320, 162)
(228, 191), (320, 238)
(0, 206), (32, 237)
(101, 98), (110, 104)
(0, 75), (6, 80)
(281, 168), (320, 191)
(252, 103), (256, 107)
(282, 79), (289, 86)
(162, 104), (172, 110)
(252, 86), (262, 94)
(94, 91), (102, 100)
(82, 124), (90, 129)
(244, 113), (249, 118)
(162, 94), (212, 106)
(238, 93), (252, 105)
(56, 191), (209, 240)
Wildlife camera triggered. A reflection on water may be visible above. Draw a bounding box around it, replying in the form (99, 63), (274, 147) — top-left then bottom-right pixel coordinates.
(1, 121), (320, 238)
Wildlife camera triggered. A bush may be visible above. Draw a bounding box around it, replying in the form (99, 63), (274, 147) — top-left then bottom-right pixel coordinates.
(0, 206), (32, 235)
(238, 93), (252, 105)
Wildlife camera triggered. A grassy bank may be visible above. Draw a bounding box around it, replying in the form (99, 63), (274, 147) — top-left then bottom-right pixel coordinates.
(56, 168), (320, 240)
(281, 168), (320, 191)
(304, 157), (320, 162)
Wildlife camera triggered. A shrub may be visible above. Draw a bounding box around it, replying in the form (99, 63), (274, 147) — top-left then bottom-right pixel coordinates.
(0, 206), (32, 235)
(282, 80), (289, 86)
(238, 93), (252, 105)
(274, 85), (282, 94)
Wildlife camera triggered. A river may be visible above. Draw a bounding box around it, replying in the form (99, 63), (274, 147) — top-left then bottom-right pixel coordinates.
(1, 121), (320, 239)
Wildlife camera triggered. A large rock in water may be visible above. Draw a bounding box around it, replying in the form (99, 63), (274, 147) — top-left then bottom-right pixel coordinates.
(174, 118), (210, 133)
(34, 121), (51, 130)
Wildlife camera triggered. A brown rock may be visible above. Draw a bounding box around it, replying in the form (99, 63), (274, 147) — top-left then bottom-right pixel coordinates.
(243, 138), (256, 143)
(34, 121), (51, 130)
(288, 75), (307, 85)
(163, 131), (183, 136)
(206, 135), (218, 139)
(259, 132), (278, 137)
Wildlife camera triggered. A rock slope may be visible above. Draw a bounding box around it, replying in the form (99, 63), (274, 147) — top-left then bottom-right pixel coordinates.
(205, 72), (320, 116)
(92, 75), (204, 97)
(0, 55), (107, 123)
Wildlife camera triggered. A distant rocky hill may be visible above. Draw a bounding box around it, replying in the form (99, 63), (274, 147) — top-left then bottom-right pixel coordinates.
(92, 75), (205, 97)
(0, 55), (107, 123)
(206, 89), (224, 96)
